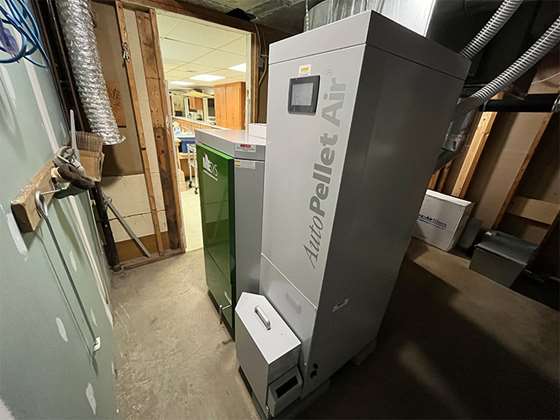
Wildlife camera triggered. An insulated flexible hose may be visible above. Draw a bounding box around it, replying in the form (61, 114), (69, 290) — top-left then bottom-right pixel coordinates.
(56, 0), (124, 145)
(461, 0), (524, 59)
(455, 16), (560, 117)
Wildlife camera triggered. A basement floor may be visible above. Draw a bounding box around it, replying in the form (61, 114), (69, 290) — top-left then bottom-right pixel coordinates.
(111, 241), (559, 419)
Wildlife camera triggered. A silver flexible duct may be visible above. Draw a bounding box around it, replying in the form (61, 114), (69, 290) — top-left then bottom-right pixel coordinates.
(460, 0), (524, 59)
(456, 16), (560, 117)
(56, 0), (124, 145)
(434, 109), (478, 171)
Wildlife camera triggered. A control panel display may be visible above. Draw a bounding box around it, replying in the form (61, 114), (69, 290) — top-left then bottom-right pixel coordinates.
(288, 75), (320, 114)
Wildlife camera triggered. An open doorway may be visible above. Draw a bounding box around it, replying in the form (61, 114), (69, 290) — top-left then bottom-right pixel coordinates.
(156, 11), (252, 252)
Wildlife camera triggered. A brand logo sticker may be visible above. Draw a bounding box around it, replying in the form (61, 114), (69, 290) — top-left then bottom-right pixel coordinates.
(299, 64), (312, 75)
(202, 154), (218, 180)
(303, 77), (346, 269)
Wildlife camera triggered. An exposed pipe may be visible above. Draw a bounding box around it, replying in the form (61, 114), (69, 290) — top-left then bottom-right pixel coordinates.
(435, 14), (560, 170)
(456, 16), (560, 117)
(55, 0), (123, 145)
(460, 0), (524, 59)
(480, 93), (559, 113)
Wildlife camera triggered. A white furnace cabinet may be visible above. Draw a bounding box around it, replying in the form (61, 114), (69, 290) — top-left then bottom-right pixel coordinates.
(256, 10), (470, 402)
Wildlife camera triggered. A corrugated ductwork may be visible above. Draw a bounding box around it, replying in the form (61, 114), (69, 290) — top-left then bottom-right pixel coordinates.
(56, 0), (124, 145)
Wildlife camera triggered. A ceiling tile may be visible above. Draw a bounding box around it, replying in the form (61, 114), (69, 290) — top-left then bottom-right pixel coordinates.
(156, 14), (182, 38)
(160, 38), (212, 62)
(219, 36), (246, 56)
(173, 62), (218, 73)
(192, 49), (246, 70)
(163, 58), (189, 72)
(168, 19), (242, 49)
(164, 70), (187, 81)
(210, 69), (247, 79)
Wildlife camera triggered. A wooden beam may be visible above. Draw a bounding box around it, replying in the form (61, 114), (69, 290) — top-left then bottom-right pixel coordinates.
(436, 162), (452, 192)
(125, 0), (256, 32)
(507, 196), (560, 225)
(115, 0), (164, 255)
(121, 248), (184, 270)
(135, 9), (184, 250)
(427, 170), (439, 190)
(493, 113), (553, 228)
(11, 161), (55, 233)
(149, 7), (185, 249)
(451, 110), (499, 198)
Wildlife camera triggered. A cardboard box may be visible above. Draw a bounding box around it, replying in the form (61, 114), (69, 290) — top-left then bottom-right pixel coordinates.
(413, 190), (474, 251)
(79, 150), (104, 182)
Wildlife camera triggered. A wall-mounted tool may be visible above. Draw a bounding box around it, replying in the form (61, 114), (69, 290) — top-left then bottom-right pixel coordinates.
(11, 145), (97, 233)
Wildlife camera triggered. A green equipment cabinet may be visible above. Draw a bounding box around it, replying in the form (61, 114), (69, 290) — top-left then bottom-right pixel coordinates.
(196, 127), (266, 334)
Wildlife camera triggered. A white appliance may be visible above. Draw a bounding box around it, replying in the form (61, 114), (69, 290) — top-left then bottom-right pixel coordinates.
(236, 10), (469, 416)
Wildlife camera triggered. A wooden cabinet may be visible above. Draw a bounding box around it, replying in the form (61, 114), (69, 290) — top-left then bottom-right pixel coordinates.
(188, 96), (203, 112)
(214, 81), (246, 129)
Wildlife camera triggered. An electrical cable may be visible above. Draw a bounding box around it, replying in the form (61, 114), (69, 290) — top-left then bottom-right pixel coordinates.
(0, 0), (48, 66)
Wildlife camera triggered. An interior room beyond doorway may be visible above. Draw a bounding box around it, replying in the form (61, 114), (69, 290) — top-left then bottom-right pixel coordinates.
(156, 10), (251, 252)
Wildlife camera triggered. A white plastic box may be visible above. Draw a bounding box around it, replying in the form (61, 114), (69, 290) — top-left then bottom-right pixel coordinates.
(413, 190), (474, 251)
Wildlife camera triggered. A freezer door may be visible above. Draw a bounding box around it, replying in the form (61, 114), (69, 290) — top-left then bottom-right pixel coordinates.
(197, 143), (236, 328)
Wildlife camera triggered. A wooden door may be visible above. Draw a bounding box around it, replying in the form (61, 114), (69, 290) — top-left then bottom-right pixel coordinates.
(214, 82), (245, 129)
(214, 85), (227, 127)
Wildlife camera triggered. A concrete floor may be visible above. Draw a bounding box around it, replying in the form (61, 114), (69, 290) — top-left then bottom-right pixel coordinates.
(181, 188), (203, 252)
(112, 241), (559, 419)
(112, 249), (257, 420)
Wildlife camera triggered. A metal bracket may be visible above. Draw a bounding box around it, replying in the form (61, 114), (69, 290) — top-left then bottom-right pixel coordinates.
(219, 304), (232, 325)
(122, 42), (130, 62)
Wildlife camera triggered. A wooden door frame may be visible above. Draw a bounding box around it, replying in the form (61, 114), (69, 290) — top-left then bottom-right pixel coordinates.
(118, 0), (265, 255)
(123, 0), (293, 121)
(114, 0), (165, 257)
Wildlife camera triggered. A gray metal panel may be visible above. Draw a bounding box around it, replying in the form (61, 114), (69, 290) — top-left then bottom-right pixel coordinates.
(475, 231), (537, 265)
(365, 12), (469, 79)
(235, 293), (301, 412)
(267, 367), (303, 416)
(262, 43), (366, 308)
(195, 128), (266, 160)
(470, 248), (525, 288)
(304, 43), (466, 395)
(269, 11), (371, 65)
(235, 307), (269, 412)
(259, 255), (318, 372)
(261, 12), (467, 399)
(270, 11), (469, 80)
(234, 160), (265, 301)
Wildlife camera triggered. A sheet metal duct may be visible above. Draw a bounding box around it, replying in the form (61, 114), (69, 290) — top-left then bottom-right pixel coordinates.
(307, 0), (437, 35)
(56, 0), (123, 145)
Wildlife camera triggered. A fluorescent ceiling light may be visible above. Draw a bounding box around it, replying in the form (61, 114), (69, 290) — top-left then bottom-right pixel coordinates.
(169, 80), (193, 86)
(190, 74), (225, 82)
(229, 63), (246, 72)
